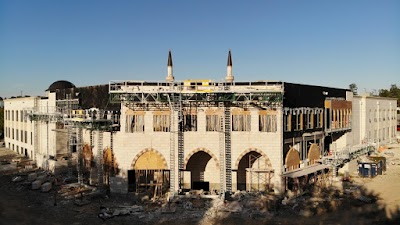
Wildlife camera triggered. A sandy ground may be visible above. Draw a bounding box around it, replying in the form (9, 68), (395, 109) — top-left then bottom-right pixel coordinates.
(1, 143), (400, 225)
(351, 142), (400, 219)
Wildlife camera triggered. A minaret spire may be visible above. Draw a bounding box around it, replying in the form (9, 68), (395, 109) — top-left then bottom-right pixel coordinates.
(225, 49), (234, 82)
(166, 50), (174, 82)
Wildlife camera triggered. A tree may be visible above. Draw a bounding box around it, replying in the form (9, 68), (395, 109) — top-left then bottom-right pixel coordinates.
(379, 84), (400, 107)
(349, 83), (358, 95)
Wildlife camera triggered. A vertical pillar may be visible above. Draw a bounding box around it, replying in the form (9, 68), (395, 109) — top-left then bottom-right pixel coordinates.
(77, 127), (83, 184)
(97, 130), (104, 189)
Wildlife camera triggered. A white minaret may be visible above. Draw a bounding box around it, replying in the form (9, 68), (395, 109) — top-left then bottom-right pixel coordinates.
(225, 50), (234, 82)
(166, 50), (174, 82)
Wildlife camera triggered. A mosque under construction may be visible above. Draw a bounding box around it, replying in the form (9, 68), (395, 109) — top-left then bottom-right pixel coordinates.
(3, 51), (398, 196)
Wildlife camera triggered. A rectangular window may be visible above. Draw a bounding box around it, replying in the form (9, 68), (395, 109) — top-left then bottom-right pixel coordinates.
(206, 115), (221, 131)
(232, 109), (251, 131)
(183, 110), (197, 131)
(369, 109), (372, 123)
(206, 109), (222, 132)
(294, 110), (303, 131)
(232, 114), (251, 131)
(383, 110), (385, 121)
(23, 110), (27, 122)
(16, 110), (18, 122)
(259, 110), (277, 132)
(25, 131), (27, 143)
(31, 132), (33, 145)
(16, 129), (19, 141)
(153, 111), (170, 132)
(284, 114), (292, 132)
(125, 111), (145, 132)
(12, 128), (14, 139)
(21, 130), (23, 143)
(316, 111), (322, 128)
(20, 110), (23, 122)
(306, 111), (314, 129)
(12, 110), (14, 121)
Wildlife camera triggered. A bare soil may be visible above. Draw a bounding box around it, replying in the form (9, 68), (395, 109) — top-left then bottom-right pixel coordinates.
(1, 144), (400, 225)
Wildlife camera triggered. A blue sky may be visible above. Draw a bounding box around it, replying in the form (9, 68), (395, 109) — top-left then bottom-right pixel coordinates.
(0, 0), (399, 98)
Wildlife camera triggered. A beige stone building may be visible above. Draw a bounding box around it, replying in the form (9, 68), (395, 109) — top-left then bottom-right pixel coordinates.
(4, 52), (397, 196)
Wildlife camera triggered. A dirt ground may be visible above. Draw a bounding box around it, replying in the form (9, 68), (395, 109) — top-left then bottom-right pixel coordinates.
(1, 143), (400, 225)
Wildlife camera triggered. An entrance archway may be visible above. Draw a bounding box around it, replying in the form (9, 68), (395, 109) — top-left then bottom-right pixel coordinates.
(129, 148), (169, 193)
(185, 150), (219, 191)
(236, 149), (273, 191)
(103, 147), (118, 185)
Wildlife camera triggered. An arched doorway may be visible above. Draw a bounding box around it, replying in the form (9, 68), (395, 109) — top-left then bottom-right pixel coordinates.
(185, 150), (219, 192)
(103, 147), (118, 185)
(236, 150), (273, 192)
(82, 144), (93, 170)
(285, 147), (300, 171)
(307, 144), (320, 165)
(285, 147), (301, 192)
(129, 149), (169, 194)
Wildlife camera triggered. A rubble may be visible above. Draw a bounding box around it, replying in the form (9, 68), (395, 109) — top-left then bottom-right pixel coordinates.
(12, 176), (23, 182)
(1, 145), (399, 225)
(27, 173), (37, 181)
(32, 180), (42, 190)
(41, 182), (52, 192)
(97, 205), (144, 220)
(224, 200), (242, 213)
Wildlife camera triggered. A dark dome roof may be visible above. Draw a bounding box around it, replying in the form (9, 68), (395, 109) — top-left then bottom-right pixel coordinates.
(47, 80), (75, 92)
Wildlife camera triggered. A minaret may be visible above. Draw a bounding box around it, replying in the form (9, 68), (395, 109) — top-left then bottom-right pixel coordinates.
(225, 50), (234, 82)
(166, 50), (174, 82)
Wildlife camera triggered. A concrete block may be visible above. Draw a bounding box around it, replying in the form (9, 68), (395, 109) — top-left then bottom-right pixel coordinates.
(41, 182), (52, 192)
(36, 175), (48, 184)
(28, 173), (37, 182)
(32, 180), (42, 190)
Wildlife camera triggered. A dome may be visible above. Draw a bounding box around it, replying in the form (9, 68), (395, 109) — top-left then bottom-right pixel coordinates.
(47, 80), (75, 92)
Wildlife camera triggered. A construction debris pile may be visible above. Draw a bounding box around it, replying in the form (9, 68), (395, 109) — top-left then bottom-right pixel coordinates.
(2, 145), (400, 224)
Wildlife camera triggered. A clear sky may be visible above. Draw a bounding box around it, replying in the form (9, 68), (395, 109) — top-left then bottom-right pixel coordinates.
(0, 0), (399, 98)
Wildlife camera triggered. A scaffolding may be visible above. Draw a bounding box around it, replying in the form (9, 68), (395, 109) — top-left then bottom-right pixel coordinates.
(27, 97), (117, 191)
(109, 80), (284, 194)
(224, 104), (232, 193)
(97, 130), (104, 188)
(218, 102), (225, 195)
(246, 154), (274, 192)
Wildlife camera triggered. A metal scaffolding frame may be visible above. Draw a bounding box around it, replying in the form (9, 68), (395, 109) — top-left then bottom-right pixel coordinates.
(27, 97), (117, 190)
(109, 80), (284, 195)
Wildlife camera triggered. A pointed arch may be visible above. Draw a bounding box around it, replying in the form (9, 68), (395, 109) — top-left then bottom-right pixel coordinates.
(131, 148), (168, 170)
(285, 147), (300, 171)
(184, 148), (219, 170)
(103, 147), (118, 171)
(307, 143), (320, 165)
(82, 143), (93, 169)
